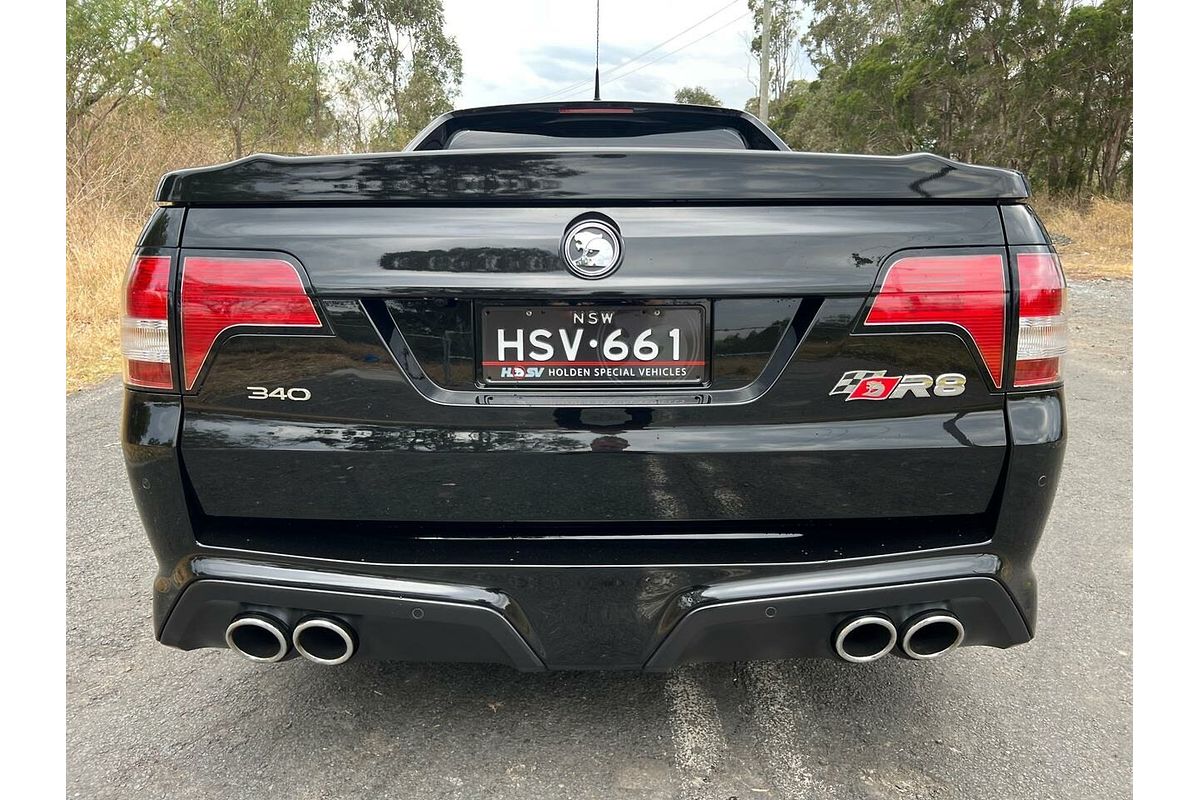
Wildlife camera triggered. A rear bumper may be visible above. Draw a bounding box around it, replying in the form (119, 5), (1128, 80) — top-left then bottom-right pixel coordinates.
(123, 387), (1064, 670)
(161, 555), (1030, 671)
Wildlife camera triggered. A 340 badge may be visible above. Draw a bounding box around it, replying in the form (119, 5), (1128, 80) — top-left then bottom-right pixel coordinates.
(830, 370), (967, 401)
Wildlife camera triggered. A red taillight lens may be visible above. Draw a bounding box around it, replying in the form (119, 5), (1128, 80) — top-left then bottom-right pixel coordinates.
(180, 257), (320, 391)
(865, 254), (1008, 387)
(121, 255), (174, 390)
(1014, 252), (1067, 387)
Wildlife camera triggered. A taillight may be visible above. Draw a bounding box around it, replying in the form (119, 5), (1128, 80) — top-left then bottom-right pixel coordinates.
(122, 255), (174, 390)
(865, 254), (1008, 387)
(1014, 252), (1067, 387)
(180, 257), (321, 391)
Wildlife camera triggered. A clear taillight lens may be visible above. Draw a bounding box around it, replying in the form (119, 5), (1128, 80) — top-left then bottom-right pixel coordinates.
(864, 254), (1009, 388)
(121, 255), (174, 390)
(1015, 253), (1068, 387)
(180, 257), (320, 390)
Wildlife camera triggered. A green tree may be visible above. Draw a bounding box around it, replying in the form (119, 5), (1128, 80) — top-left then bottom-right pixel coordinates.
(748, 0), (804, 102)
(773, 0), (1131, 195)
(66, 0), (162, 163)
(157, 0), (331, 158)
(674, 86), (722, 106)
(330, 0), (462, 150)
(763, 79), (842, 152)
(1042, 0), (1132, 193)
(804, 0), (926, 69)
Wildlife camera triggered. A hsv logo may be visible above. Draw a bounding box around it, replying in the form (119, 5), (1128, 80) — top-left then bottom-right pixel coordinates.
(830, 370), (967, 401)
(561, 218), (623, 279)
(499, 366), (545, 380)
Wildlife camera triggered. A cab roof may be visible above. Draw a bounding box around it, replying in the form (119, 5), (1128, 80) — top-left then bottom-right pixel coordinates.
(405, 101), (789, 152)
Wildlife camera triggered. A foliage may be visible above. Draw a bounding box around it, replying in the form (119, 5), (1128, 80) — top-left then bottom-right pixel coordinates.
(66, 0), (163, 190)
(156, 0), (331, 158)
(674, 86), (722, 106)
(803, 0), (925, 69)
(66, 0), (462, 167)
(747, 0), (804, 102)
(66, 0), (162, 128)
(760, 0), (1132, 195)
(67, 0), (1129, 198)
(328, 0), (462, 150)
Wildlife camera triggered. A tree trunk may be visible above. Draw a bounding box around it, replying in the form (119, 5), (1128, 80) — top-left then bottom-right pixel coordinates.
(1100, 111), (1131, 195)
(1065, 78), (1095, 194)
(941, 91), (952, 156)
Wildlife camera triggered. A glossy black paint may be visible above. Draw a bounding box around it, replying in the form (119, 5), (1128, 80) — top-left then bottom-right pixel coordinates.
(367, 295), (824, 408)
(125, 384), (1060, 669)
(158, 561), (1031, 671)
(645, 575), (1028, 669)
(136, 207), (184, 248)
(1001, 204), (1053, 245)
(157, 150), (1029, 205)
(174, 207), (1012, 521)
(384, 298), (474, 389)
(380, 297), (791, 393)
(178, 204), (1005, 297)
(993, 392), (1068, 626)
(161, 579), (547, 671)
(125, 372), (1064, 669)
(178, 289), (1009, 521)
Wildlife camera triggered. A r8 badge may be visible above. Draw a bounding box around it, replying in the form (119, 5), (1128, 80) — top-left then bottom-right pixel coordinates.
(830, 370), (966, 401)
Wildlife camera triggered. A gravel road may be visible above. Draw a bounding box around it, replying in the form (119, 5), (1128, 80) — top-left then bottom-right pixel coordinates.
(66, 279), (1131, 800)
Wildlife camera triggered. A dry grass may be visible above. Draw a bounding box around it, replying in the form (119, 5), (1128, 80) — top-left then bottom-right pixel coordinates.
(1035, 197), (1132, 279)
(66, 208), (144, 392)
(66, 109), (232, 392)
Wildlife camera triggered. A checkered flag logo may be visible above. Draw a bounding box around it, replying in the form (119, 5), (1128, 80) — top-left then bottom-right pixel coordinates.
(829, 370), (886, 396)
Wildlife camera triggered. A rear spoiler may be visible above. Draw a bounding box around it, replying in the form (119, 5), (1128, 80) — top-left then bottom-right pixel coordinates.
(156, 149), (1030, 205)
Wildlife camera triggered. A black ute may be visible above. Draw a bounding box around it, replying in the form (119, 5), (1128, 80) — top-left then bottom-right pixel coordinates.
(123, 102), (1066, 670)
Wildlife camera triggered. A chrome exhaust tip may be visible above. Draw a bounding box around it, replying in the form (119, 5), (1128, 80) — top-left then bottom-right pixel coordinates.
(292, 616), (356, 665)
(225, 613), (290, 663)
(833, 614), (898, 663)
(900, 612), (965, 660)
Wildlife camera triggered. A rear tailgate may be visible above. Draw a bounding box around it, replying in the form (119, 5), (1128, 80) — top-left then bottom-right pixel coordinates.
(167, 151), (1020, 525)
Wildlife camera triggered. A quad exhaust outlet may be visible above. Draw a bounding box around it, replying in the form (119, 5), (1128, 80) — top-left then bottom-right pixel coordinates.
(833, 614), (898, 663)
(225, 605), (961, 667)
(225, 613), (291, 663)
(292, 616), (357, 665)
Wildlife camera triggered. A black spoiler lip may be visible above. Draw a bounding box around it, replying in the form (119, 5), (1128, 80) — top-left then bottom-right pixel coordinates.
(155, 148), (1030, 205)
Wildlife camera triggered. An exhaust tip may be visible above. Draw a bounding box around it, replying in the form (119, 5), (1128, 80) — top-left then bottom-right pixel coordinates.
(901, 612), (965, 660)
(833, 614), (898, 663)
(293, 616), (356, 665)
(225, 613), (290, 663)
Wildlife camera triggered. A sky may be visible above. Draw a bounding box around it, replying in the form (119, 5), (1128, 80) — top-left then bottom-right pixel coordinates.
(441, 0), (810, 110)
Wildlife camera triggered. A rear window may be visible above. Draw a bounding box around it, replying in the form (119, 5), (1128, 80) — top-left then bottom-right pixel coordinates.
(445, 127), (748, 150)
(408, 105), (786, 152)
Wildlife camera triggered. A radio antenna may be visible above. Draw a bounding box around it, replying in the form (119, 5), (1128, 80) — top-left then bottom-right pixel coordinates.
(593, 1), (601, 100)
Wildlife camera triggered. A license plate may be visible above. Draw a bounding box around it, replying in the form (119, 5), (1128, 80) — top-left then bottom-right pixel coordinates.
(480, 304), (708, 386)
